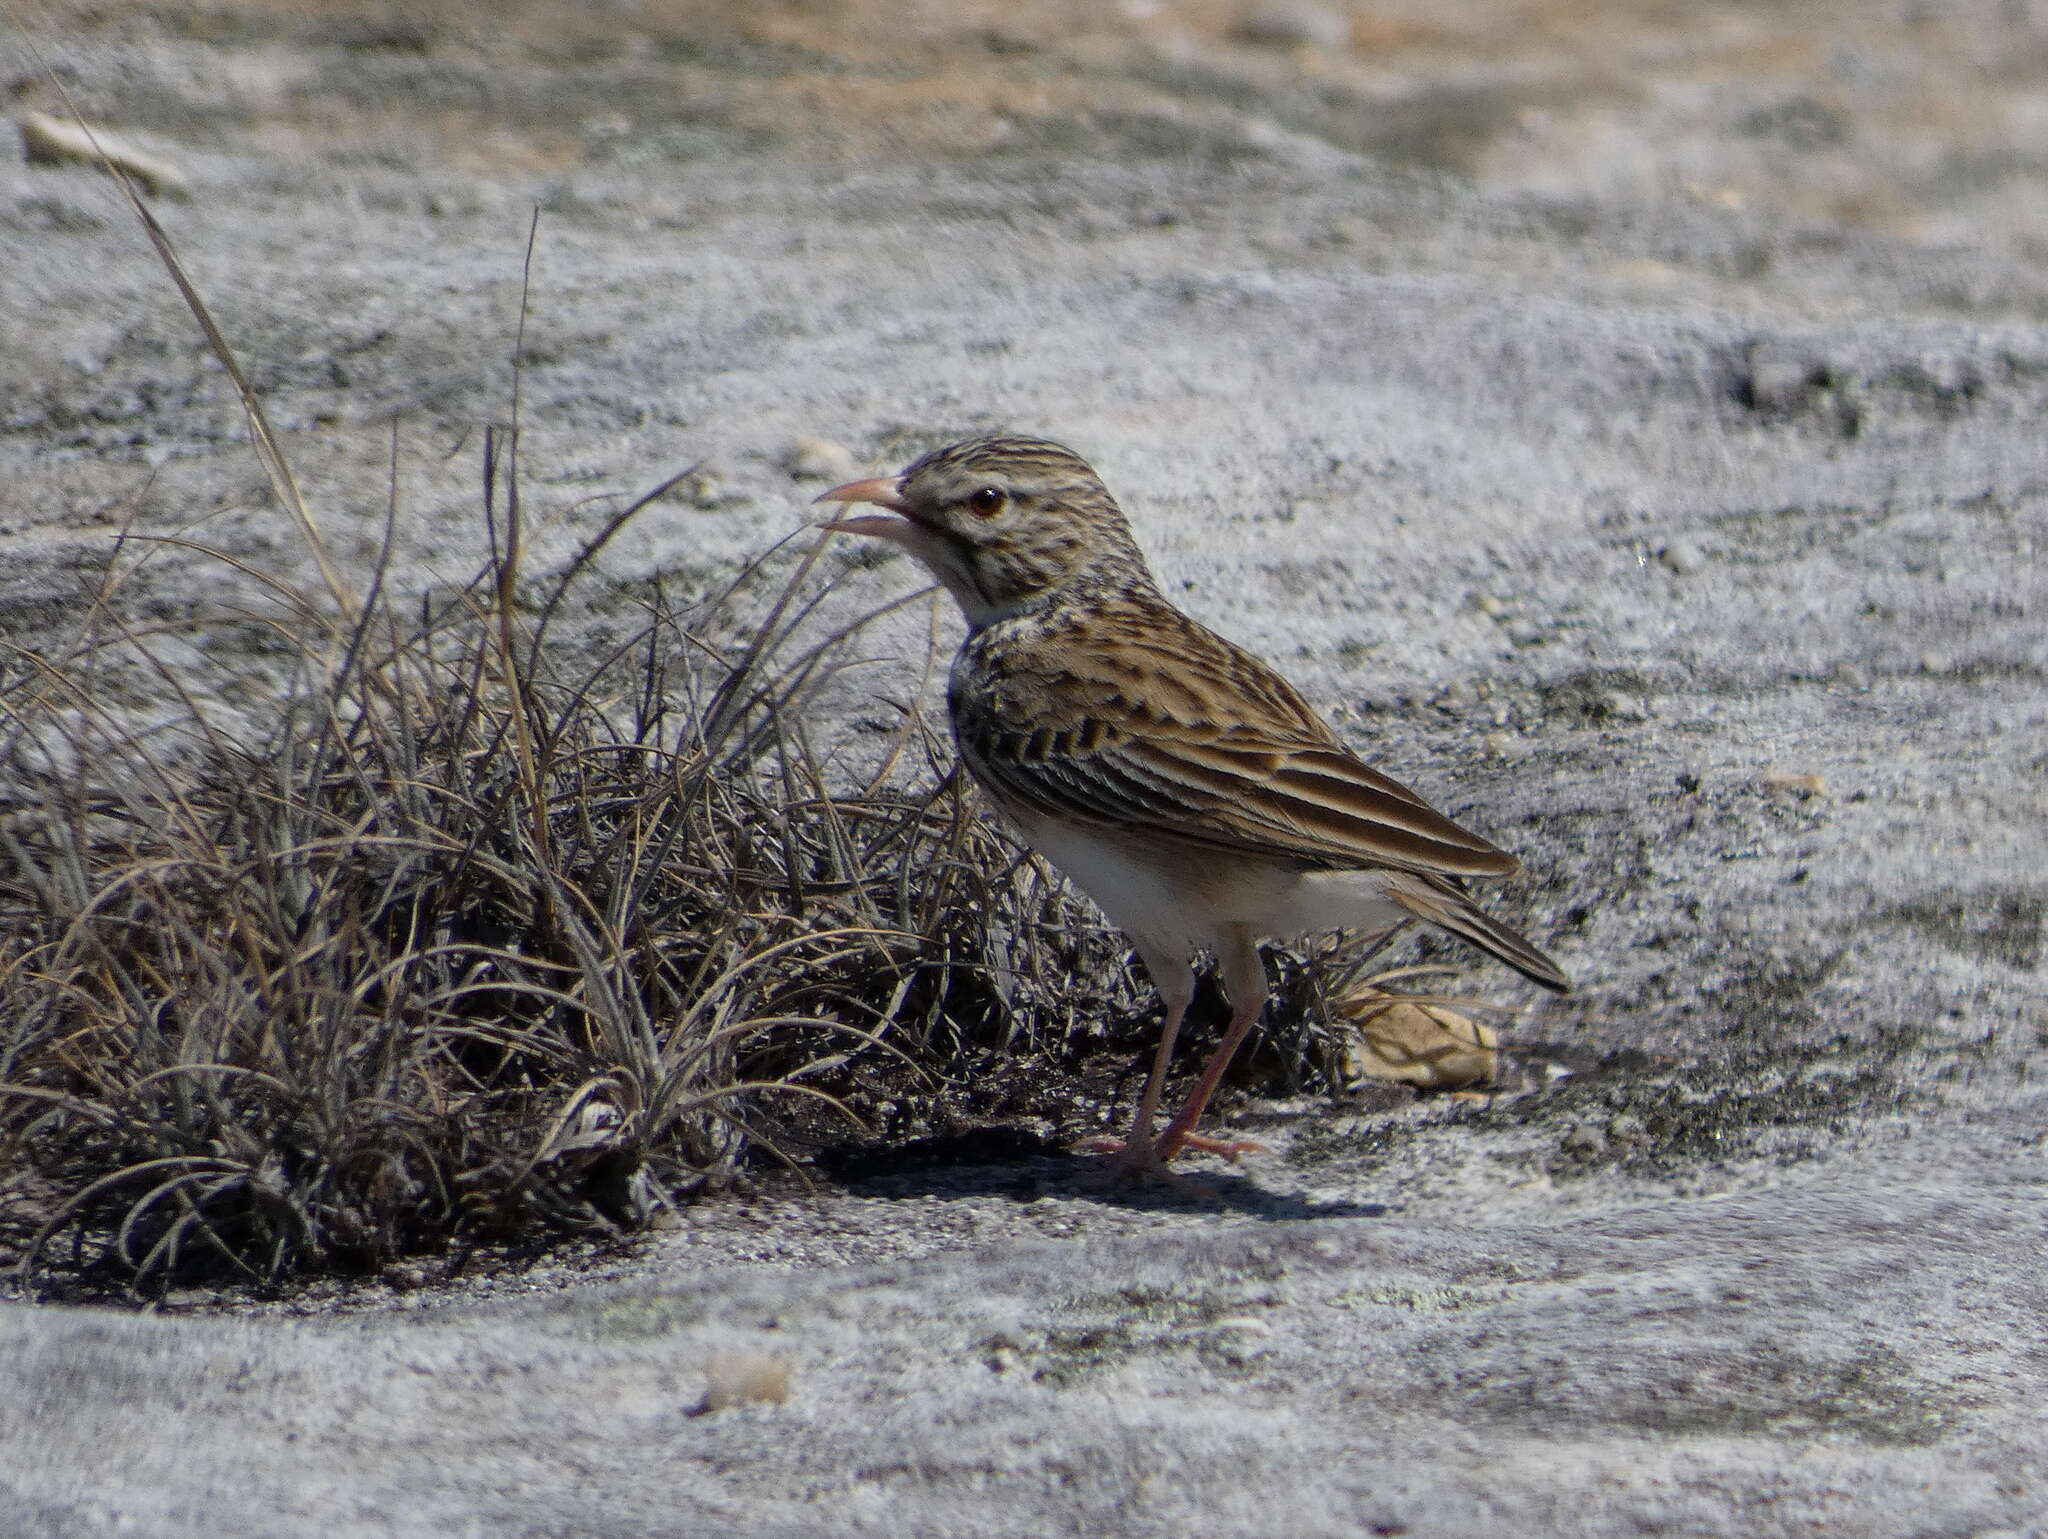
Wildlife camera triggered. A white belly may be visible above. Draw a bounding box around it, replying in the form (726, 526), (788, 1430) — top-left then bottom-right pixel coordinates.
(1006, 809), (1406, 964)
(1008, 810), (1207, 955)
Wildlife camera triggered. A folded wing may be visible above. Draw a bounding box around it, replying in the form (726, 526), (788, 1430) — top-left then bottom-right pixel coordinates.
(955, 603), (1521, 880)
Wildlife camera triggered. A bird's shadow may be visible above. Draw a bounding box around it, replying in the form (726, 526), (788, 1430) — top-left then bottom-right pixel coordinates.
(812, 1126), (1388, 1221)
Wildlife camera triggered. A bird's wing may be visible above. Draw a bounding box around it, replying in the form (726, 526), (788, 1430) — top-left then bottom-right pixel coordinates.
(954, 600), (1521, 879)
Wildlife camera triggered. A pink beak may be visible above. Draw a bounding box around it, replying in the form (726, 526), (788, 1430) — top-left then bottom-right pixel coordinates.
(814, 474), (915, 539)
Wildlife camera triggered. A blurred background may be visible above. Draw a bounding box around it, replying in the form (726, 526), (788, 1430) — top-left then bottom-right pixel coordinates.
(18, 0), (2048, 264)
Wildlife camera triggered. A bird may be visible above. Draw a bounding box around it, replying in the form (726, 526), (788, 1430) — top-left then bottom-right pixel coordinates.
(816, 435), (1567, 1177)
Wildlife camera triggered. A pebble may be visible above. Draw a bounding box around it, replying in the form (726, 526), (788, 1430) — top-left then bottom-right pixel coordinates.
(686, 470), (729, 509)
(1234, 3), (1351, 49)
(693, 1351), (793, 1414)
(1763, 769), (1827, 796)
(1559, 1123), (1607, 1156)
(1745, 349), (1820, 412)
(1606, 1114), (1647, 1147)
(1659, 538), (1707, 575)
(782, 436), (862, 483)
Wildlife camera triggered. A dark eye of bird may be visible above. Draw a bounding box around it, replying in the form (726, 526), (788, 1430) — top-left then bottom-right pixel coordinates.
(967, 486), (1006, 518)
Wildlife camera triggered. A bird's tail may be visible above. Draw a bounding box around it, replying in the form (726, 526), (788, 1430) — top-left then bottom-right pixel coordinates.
(1386, 873), (1571, 994)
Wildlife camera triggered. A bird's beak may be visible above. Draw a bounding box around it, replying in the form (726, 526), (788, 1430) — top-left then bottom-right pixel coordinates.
(814, 475), (914, 539)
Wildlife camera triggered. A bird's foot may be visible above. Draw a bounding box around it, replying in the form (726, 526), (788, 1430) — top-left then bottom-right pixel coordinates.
(1069, 1129), (1271, 1175)
(1068, 1137), (1187, 1192)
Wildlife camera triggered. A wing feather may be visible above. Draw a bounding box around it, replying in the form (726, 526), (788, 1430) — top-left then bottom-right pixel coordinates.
(953, 599), (1520, 880)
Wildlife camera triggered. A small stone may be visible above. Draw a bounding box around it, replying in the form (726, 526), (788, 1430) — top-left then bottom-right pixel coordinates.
(1234, 3), (1351, 49)
(1746, 353), (1819, 412)
(1762, 769), (1827, 796)
(1600, 690), (1650, 722)
(1474, 594), (1507, 616)
(782, 437), (862, 483)
(693, 1352), (793, 1414)
(1659, 538), (1707, 575)
(1559, 1122), (1606, 1156)
(1919, 651), (1949, 675)
(1482, 731), (1513, 756)
(686, 471), (728, 509)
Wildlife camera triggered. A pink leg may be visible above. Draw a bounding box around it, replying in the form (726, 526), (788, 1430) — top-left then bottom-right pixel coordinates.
(1110, 950), (1193, 1177)
(1151, 927), (1271, 1163)
(1068, 946), (1192, 1177)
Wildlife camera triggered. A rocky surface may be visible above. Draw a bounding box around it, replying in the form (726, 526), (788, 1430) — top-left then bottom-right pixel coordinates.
(3, 3), (2045, 1534)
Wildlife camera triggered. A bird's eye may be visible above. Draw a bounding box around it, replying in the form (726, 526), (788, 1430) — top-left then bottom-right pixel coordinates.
(966, 486), (1006, 518)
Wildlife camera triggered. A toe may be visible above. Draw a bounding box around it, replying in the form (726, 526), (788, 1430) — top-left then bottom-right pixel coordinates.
(1155, 1130), (1272, 1164)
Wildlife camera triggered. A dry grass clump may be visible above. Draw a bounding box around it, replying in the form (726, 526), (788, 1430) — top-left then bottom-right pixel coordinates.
(0, 425), (1144, 1296)
(0, 172), (1146, 1297)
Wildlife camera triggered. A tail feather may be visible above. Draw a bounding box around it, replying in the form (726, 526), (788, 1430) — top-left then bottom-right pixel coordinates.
(1386, 874), (1571, 994)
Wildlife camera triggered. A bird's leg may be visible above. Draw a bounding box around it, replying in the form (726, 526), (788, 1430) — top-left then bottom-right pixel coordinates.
(1111, 985), (1189, 1176)
(1070, 947), (1192, 1177)
(1151, 927), (1272, 1163)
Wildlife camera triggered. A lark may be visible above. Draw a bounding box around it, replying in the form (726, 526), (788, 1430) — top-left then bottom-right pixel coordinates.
(819, 435), (1567, 1176)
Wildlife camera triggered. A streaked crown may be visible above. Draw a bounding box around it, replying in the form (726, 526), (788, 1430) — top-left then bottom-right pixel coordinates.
(883, 436), (1157, 625)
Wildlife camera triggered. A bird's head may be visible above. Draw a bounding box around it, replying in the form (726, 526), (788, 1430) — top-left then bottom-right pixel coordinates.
(816, 435), (1154, 628)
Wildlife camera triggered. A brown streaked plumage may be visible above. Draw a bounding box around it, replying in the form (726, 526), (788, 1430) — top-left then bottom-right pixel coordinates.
(818, 434), (1568, 1176)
